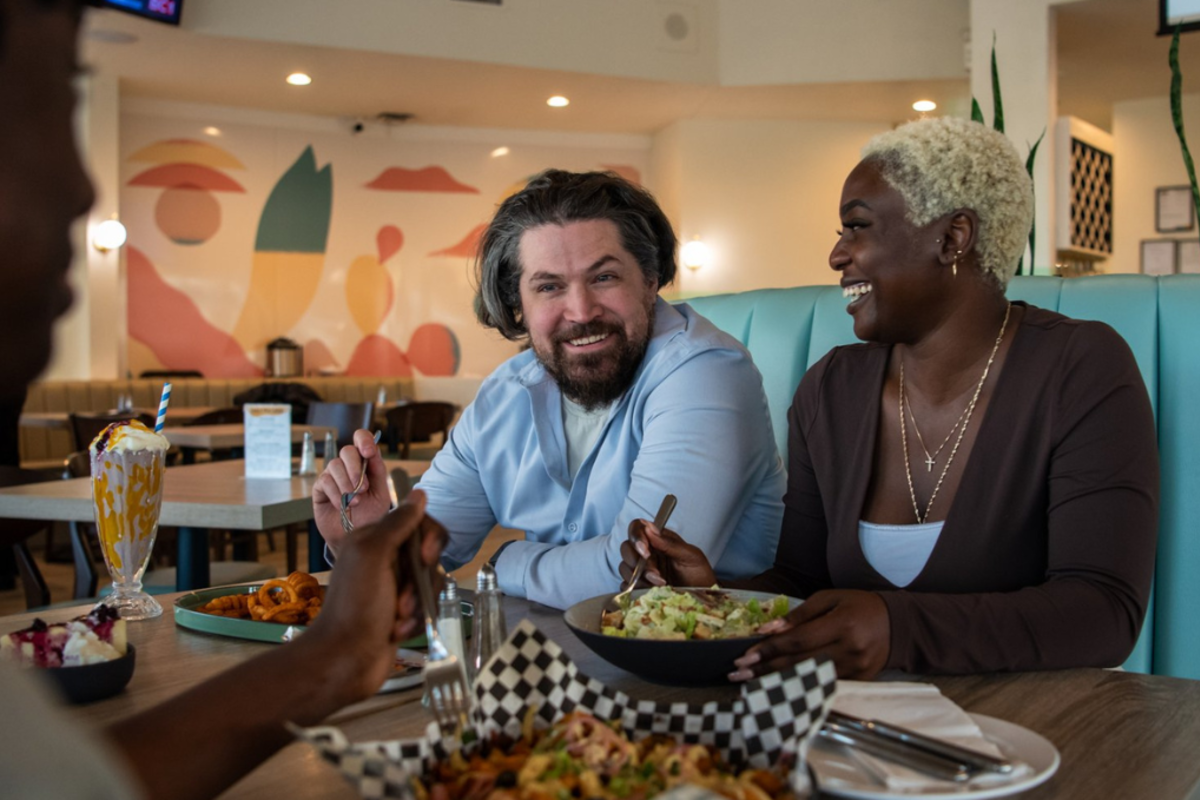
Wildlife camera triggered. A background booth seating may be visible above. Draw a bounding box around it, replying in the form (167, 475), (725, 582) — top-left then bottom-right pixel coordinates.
(686, 274), (1200, 680)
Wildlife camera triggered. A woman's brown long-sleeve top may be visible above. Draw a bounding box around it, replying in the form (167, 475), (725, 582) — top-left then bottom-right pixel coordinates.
(750, 303), (1159, 673)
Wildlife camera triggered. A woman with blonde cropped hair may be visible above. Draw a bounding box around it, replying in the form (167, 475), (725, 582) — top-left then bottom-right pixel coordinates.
(624, 116), (1160, 679)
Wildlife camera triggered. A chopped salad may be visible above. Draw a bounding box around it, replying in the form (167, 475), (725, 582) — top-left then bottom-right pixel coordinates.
(601, 586), (791, 640)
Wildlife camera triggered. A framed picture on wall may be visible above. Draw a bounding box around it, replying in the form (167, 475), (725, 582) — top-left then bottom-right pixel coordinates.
(1156, 186), (1195, 233)
(1179, 240), (1200, 274)
(1141, 239), (1178, 275)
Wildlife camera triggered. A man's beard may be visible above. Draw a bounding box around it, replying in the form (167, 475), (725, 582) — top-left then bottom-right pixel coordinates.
(536, 305), (655, 411)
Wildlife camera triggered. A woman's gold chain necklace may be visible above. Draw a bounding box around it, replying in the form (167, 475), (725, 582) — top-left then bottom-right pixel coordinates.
(899, 302), (1011, 524)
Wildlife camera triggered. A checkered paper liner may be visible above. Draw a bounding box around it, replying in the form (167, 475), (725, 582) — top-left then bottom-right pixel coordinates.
(294, 620), (838, 800)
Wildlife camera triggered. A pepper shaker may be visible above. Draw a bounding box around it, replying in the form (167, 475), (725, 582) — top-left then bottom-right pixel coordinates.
(323, 431), (337, 469)
(470, 563), (507, 680)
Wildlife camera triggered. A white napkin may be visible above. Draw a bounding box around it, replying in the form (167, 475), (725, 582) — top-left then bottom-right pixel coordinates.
(825, 681), (1032, 791)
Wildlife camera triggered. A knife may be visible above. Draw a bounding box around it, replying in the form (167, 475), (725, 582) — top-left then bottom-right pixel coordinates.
(826, 710), (1014, 776)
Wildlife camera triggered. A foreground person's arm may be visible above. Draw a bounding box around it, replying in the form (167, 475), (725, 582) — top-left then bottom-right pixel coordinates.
(108, 492), (444, 800)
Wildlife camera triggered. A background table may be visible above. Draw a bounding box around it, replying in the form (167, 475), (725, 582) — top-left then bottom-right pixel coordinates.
(18, 406), (219, 431)
(3, 593), (1198, 799)
(0, 458), (430, 590)
(169, 423), (337, 463)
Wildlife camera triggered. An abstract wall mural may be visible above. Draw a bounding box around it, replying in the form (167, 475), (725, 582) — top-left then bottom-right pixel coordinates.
(127, 139), (245, 245)
(120, 108), (649, 382)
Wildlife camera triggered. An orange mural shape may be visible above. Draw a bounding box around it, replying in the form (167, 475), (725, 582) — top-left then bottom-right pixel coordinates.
(407, 324), (460, 376)
(377, 225), (404, 263)
(304, 339), (340, 374)
(345, 334), (413, 377)
(429, 223), (486, 258)
(346, 254), (394, 335)
(128, 164), (246, 192)
(128, 140), (246, 170)
(126, 246), (261, 377)
(155, 186), (221, 245)
(365, 166), (479, 193)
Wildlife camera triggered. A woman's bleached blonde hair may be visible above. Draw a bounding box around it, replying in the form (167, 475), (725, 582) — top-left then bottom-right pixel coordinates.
(861, 116), (1034, 289)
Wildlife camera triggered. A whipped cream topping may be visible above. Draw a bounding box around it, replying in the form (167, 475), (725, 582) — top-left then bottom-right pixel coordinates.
(90, 419), (169, 456)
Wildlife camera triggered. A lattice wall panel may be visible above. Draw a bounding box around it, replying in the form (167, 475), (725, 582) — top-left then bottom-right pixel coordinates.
(1068, 137), (1113, 256)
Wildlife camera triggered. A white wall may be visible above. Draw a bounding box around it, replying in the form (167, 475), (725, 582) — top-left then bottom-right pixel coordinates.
(653, 119), (889, 298)
(185, 0), (720, 85)
(718, 0), (968, 86)
(1112, 93), (1200, 275)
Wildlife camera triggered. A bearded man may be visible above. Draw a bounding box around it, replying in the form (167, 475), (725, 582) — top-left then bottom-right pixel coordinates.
(315, 169), (784, 608)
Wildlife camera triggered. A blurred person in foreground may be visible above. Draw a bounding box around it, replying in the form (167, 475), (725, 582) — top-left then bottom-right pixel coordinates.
(623, 117), (1159, 680)
(315, 169), (786, 609)
(0, 2), (444, 797)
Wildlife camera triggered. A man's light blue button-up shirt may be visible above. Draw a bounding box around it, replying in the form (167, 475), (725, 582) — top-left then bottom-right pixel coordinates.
(417, 298), (785, 609)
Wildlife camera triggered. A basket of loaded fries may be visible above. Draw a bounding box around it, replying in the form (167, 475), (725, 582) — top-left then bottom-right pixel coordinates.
(294, 620), (838, 800)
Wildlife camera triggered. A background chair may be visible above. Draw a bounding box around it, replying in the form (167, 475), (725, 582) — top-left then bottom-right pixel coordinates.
(385, 402), (456, 459)
(307, 401), (374, 453)
(181, 406), (245, 462)
(0, 466), (54, 609)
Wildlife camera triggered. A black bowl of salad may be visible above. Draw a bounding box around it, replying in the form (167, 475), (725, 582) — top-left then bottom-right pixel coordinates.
(563, 587), (800, 685)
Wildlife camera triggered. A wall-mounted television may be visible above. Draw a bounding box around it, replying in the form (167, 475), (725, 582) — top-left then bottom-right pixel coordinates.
(1160, 0), (1200, 34)
(97, 0), (182, 26)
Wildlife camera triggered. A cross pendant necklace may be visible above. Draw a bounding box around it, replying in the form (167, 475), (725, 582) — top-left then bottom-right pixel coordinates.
(924, 454), (936, 472)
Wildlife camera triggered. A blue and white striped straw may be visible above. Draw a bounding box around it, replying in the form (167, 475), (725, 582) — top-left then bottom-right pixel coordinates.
(155, 382), (172, 433)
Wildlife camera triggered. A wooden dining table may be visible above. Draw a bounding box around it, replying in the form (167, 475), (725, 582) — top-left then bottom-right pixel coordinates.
(0, 458), (430, 591)
(4, 591), (1198, 800)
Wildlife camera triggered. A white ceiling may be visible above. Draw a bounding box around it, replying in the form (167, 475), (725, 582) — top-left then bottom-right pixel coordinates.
(80, 0), (1200, 135)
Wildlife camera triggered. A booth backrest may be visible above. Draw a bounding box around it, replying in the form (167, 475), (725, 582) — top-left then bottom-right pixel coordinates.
(686, 274), (1200, 680)
(19, 376), (414, 464)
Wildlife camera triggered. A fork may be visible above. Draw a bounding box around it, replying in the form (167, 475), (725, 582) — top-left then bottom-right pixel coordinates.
(408, 532), (472, 736)
(339, 430), (383, 533)
(601, 494), (677, 619)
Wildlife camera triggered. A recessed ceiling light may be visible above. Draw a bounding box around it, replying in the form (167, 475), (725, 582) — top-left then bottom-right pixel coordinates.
(546, 95), (570, 108)
(490, 146), (510, 158)
(203, 126), (222, 137)
(912, 99), (937, 112)
(287, 72), (312, 86)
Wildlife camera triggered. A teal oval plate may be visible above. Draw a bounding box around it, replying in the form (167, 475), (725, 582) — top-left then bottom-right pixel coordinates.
(174, 583), (472, 647)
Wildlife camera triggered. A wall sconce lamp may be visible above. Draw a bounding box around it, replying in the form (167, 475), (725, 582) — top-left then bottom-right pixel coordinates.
(93, 218), (128, 253)
(681, 237), (711, 271)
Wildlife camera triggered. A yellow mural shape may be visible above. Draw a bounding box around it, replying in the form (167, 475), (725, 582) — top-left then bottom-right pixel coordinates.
(346, 255), (393, 335)
(128, 139), (246, 170)
(230, 251), (327, 351)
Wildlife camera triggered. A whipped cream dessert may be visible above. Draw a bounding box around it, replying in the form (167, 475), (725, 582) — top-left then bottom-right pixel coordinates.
(0, 605), (127, 668)
(89, 418), (169, 456)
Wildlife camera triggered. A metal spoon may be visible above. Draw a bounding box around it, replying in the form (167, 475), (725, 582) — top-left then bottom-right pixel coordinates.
(602, 494), (677, 618)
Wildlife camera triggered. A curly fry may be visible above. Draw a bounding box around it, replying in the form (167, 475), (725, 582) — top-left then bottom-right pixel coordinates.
(258, 579), (300, 607)
(287, 571), (322, 600)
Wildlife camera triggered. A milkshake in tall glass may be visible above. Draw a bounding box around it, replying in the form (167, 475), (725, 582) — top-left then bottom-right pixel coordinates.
(90, 419), (170, 620)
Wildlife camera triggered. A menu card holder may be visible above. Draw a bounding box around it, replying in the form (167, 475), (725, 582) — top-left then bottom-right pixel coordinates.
(243, 403), (292, 478)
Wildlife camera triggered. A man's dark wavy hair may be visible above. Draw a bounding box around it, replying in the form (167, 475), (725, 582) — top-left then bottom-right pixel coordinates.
(474, 169), (678, 342)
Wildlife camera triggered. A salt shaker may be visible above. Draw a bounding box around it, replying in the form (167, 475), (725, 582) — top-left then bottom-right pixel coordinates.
(437, 577), (467, 667)
(470, 563), (507, 680)
(298, 431), (317, 475)
(323, 431), (337, 468)
(377, 385), (388, 405)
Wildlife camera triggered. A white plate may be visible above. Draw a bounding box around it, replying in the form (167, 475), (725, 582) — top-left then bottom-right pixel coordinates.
(809, 713), (1059, 799)
(377, 648), (425, 694)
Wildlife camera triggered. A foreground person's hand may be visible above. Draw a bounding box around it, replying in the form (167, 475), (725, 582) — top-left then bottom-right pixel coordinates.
(620, 519), (717, 588)
(728, 589), (890, 681)
(312, 428), (391, 555)
(299, 489), (447, 704)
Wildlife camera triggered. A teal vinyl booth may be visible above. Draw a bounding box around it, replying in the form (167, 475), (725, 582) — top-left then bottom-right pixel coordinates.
(686, 274), (1200, 679)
